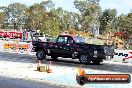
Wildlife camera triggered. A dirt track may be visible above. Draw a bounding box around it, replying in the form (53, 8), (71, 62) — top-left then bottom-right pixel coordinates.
(0, 52), (131, 88)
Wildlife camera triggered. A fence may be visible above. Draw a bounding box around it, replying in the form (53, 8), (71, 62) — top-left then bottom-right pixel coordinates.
(0, 39), (34, 55)
(112, 49), (132, 63)
(86, 38), (104, 45)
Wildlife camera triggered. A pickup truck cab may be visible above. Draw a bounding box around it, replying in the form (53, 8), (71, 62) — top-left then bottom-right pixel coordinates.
(32, 34), (108, 64)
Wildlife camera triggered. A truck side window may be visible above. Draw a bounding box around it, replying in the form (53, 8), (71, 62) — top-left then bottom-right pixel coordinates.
(67, 37), (74, 44)
(57, 37), (68, 43)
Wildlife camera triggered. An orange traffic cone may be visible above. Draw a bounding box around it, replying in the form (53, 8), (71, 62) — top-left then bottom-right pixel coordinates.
(122, 58), (128, 63)
(77, 65), (86, 76)
(47, 61), (53, 73)
(36, 60), (43, 71)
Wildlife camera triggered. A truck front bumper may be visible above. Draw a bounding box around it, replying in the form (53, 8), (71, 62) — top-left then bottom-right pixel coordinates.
(93, 51), (106, 60)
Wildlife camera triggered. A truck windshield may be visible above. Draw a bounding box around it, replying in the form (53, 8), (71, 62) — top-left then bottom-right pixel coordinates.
(57, 37), (68, 43)
(74, 36), (85, 43)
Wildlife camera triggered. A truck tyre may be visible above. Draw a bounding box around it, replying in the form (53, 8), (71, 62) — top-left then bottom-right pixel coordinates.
(36, 49), (46, 60)
(51, 55), (58, 61)
(79, 54), (91, 64)
(92, 60), (101, 65)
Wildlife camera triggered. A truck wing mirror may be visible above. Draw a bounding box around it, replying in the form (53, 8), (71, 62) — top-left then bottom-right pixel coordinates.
(67, 40), (74, 44)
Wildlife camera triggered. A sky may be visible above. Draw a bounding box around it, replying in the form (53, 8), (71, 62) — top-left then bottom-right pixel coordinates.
(0, 0), (132, 15)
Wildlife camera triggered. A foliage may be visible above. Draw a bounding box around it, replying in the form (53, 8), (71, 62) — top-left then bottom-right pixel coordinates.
(0, 0), (132, 38)
(74, 0), (101, 32)
(114, 13), (132, 35)
(99, 9), (117, 34)
(26, 3), (46, 30)
(0, 12), (6, 28)
(0, 3), (27, 30)
(69, 29), (78, 35)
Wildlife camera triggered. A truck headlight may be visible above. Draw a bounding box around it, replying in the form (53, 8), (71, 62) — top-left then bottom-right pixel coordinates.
(94, 51), (97, 54)
(104, 50), (106, 53)
(93, 51), (97, 58)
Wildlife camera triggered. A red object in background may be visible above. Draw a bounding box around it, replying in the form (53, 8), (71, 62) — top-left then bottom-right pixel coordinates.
(0, 31), (4, 36)
(114, 32), (125, 36)
(128, 52), (132, 59)
(114, 32), (128, 39)
(4, 32), (9, 37)
(0, 31), (29, 39)
(14, 32), (23, 38)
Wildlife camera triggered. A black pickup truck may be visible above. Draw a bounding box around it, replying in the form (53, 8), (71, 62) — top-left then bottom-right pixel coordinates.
(32, 34), (113, 64)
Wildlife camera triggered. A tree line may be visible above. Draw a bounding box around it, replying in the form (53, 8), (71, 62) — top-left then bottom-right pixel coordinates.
(0, 0), (132, 37)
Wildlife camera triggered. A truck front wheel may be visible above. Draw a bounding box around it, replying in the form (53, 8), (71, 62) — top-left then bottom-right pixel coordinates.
(79, 54), (91, 64)
(36, 49), (46, 60)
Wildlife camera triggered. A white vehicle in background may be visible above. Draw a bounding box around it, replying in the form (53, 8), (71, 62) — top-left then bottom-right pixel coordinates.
(38, 36), (47, 42)
(32, 33), (47, 42)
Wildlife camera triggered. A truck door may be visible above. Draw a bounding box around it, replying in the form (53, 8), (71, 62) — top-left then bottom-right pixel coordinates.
(50, 36), (68, 56)
(63, 37), (75, 56)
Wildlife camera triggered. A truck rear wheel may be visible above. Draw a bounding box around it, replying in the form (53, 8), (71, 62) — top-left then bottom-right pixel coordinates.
(79, 54), (91, 64)
(36, 49), (46, 60)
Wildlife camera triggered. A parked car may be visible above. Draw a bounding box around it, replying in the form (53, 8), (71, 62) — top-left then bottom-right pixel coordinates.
(32, 33), (46, 42)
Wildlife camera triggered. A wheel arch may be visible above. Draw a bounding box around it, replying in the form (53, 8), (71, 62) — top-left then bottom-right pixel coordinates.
(36, 48), (47, 60)
(35, 47), (47, 54)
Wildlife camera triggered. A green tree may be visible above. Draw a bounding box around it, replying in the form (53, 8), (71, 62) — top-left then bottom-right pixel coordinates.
(74, 0), (101, 32)
(116, 13), (132, 34)
(99, 9), (117, 34)
(0, 3), (27, 30)
(26, 3), (46, 31)
(40, 0), (55, 11)
(115, 14), (127, 32)
(40, 6), (79, 37)
(0, 12), (6, 29)
(26, 0), (59, 37)
(126, 13), (132, 34)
